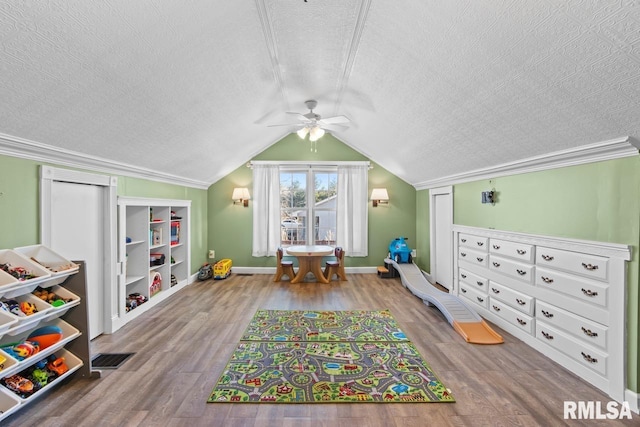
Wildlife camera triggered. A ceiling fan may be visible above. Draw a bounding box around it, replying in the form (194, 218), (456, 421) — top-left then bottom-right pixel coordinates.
(269, 100), (350, 147)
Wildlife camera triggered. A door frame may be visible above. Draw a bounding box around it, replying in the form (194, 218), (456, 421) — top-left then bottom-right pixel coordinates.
(40, 165), (118, 335)
(429, 185), (453, 291)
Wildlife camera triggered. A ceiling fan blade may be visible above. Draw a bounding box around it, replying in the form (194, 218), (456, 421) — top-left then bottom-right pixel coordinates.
(285, 112), (309, 121)
(319, 115), (350, 125)
(267, 122), (301, 127)
(320, 124), (349, 132)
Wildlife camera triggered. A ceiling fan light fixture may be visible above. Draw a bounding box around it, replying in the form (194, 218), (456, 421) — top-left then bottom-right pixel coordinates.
(309, 126), (325, 142)
(297, 127), (310, 139)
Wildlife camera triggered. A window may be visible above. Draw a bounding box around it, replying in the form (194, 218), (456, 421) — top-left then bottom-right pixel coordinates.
(280, 168), (337, 246)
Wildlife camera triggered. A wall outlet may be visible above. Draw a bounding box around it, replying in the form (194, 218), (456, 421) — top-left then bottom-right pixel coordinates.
(208, 250), (215, 259)
(411, 249), (417, 258)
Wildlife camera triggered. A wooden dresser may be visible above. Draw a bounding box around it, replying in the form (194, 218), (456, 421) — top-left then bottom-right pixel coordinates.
(453, 225), (631, 402)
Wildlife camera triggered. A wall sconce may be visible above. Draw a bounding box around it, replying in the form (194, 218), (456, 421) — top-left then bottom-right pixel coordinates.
(232, 187), (250, 207)
(370, 188), (389, 207)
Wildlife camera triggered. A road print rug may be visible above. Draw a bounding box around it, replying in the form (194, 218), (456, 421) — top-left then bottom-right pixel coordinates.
(208, 309), (454, 403)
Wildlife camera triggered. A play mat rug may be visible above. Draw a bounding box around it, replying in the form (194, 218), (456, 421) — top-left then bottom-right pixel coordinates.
(208, 309), (454, 403)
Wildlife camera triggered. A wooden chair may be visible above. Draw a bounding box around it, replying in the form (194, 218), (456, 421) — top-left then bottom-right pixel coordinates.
(273, 247), (296, 282)
(323, 247), (347, 281)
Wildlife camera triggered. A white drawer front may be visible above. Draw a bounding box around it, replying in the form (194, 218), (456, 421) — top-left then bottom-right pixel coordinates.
(488, 281), (535, 315)
(489, 298), (534, 335)
(459, 233), (488, 252)
(458, 247), (488, 268)
(536, 266), (608, 308)
(459, 268), (488, 293)
(489, 254), (534, 284)
(536, 246), (608, 281)
(459, 283), (489, 309)
(489, 238), (535, 263)
(536, 300), (607, 350)
(536, 322), (607, 377)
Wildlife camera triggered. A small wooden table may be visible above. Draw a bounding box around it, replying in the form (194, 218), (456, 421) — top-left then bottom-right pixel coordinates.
(285, 245), (335, 284)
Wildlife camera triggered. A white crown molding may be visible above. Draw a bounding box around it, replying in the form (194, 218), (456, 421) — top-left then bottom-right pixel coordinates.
(414, 136), (640, 190)
(0, 132), (210, 190)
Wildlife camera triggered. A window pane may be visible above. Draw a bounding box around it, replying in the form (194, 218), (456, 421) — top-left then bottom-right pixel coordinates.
(280, 172), (306, 209)
(313, 172), (337, 245)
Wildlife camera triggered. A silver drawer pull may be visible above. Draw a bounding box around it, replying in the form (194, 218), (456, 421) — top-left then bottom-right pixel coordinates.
(517, 318), (527, 326)
(541, 254), (554, 261)
(461, 288), (467, 293)
(581, 288), (598, 297)
(492, 262), (501, 267)
(477, 242), (484, 247)
(516, 298), (526, 306)
(476, 257), (484, 262)
(491, 287), (500, 294)
(476, 281), (483, 286)
(460, 252), (467, 257)
(582, 263), (599, 271)
(492, 244), (500, 249)
(477, 296), (484, 303)
(461, 238), (467, 243)
(541, 276), (554, 283)
(541, 310), (554, 318)
(516, 249), (526, 255)
(581, 352), (598, 364)
(581, 327), (598, 338)
(492, 305), (501, 312)
(516, 269), (527, 276)
(461, 274), (467, 279)
(542, 331), (554, 340)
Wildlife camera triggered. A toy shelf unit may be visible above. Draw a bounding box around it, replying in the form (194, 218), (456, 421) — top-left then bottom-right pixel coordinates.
(0, 247), (94, 423)
(116, 197), (191, 331)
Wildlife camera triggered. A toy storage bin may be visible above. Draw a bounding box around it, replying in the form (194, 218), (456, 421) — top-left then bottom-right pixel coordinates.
(0, 250), (52, 298)
(0, 348), (18, 374)
(36, 285), (81, 322)
(0, 386), (21, 422)
(0, 318), (80, 378)
(14, 245), (79, 287)
(3, 294), (53, 336)
(0, 270), (19, 297)
(0, 310), (18, 337)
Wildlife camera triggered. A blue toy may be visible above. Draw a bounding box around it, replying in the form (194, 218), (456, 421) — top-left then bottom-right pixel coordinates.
(389, 237), (412, 263)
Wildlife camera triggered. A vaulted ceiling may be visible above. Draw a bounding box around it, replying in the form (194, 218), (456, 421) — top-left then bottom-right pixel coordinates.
(0, 1), (639, 189)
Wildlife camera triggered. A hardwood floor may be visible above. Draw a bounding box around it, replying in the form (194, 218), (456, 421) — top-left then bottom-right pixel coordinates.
(4, 273), (638, 426)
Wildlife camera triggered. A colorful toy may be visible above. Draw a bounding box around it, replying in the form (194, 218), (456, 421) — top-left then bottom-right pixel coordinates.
(197, 263), (213, 280)
(33, 287), (74, 306)
(13, 341), (40, 359)
(20, 300), (38, 315)
(388, 237), (412, 263)
(28, 325), (63, 350)
(150, 272), (162, 296)
(3, 374), (34, 395)
(47, 356), (69, 376)
(31, 368), (49, 387)
(213, 259), (232, 280)
(2, 299), (26, 317)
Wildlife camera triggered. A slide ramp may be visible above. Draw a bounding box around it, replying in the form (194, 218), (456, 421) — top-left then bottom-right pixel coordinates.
(389, 260), (503, 344)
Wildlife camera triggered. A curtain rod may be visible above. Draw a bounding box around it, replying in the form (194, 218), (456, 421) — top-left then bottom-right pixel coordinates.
(247, 160), (372, 169)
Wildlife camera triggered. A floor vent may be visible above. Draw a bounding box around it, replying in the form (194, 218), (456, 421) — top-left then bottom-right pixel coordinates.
(236, 273), (254, 276)
(91, 353), (135, 369)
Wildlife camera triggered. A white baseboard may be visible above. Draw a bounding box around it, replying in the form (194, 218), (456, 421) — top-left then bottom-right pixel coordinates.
(625, 389), (639, 414)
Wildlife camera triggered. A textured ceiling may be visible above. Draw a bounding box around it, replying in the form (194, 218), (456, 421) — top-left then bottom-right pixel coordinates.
(0, 0), (639, 188)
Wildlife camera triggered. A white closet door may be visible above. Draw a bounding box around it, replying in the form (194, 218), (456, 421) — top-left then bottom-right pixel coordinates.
(50, 181), (105, 338)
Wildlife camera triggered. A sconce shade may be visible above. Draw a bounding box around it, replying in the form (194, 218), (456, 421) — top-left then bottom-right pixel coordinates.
(232, 187), (251, 207)
(370, 188), (389, 207)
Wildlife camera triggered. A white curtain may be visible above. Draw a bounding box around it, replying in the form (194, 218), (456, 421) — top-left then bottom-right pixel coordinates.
(336, 164), (368, 256)
(252, 164), (281, 257)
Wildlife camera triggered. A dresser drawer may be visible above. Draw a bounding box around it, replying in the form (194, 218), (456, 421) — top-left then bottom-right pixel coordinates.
(489, 238), (535, 263)
(536, 321), (607, 377)
(459, 283), (489, 310)
(489, 298), (534, 335)
(536, 247), (608, 281)
(488, 281), (535, 315)
(536, 300), (607, 350)
(459, 268), (488, 293)
(489, 254), (534, 284)
(536, 266), (608, 308)
(459, 234), (488, 252)
(458, 247), (488, 268)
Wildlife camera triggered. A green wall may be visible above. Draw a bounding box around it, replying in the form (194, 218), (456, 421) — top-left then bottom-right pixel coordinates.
(207, 133), (416, 268)
(416, 155), (640, 393)
(0, 154), (208, 274)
